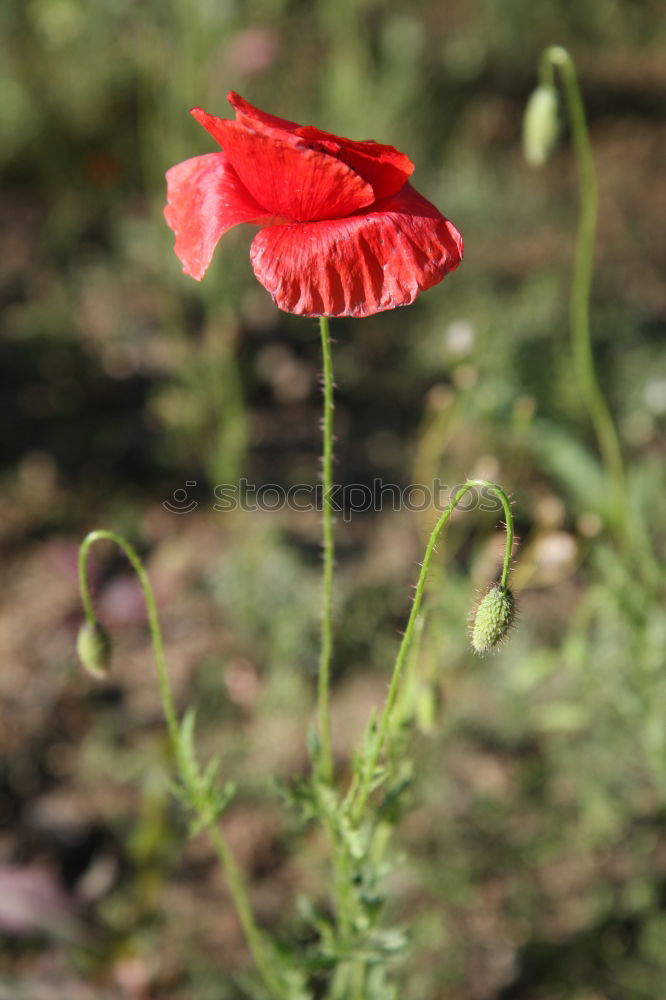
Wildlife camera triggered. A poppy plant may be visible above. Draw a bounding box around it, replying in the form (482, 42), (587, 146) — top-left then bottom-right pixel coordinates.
(165, 93), (466, 789)
(164, 92), (463, 318)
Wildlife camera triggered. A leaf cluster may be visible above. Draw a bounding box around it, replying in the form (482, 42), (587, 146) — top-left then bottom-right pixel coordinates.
(171, 708), (236, 837)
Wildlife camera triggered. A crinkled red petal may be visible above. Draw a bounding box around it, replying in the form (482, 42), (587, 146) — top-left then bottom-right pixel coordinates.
(226, 92), (414, 201)
(249, 183), (464, 318)
(191, 108), (375, 222)
(164, 153), (268, 280)
(295, 127), (413, 201)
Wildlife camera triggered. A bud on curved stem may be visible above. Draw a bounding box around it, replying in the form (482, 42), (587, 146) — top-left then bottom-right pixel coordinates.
(528, 46), (629, 546)
(78, 529), (180, 747)
(77, 529), (290, 1000)
(350, 480), (516, 821)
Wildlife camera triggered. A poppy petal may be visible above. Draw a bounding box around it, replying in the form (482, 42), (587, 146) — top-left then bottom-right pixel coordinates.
(191, 109), (375, 223)
(249, 183), (463, 318)
(164, 153), (268, 281)
(295, 128), (414, 201)
(227, 92), (413, 201)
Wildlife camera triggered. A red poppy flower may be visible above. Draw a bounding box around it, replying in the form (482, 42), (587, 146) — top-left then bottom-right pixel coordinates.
(164, 92), (463, 318)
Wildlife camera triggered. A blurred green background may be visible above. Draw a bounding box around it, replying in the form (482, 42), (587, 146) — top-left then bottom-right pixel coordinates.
(1, 0), (665, 997)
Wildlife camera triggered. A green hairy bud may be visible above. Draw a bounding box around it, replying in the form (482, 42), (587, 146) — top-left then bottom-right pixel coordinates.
(470, 585), (515, 655)
(522, 84), (559, 167)
(76, 621), (112, 678)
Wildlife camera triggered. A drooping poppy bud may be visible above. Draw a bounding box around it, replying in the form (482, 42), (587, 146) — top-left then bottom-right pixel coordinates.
(76, 621), (112, 678)
(469, 585), (515, 655)
(522, 85), (559, 167)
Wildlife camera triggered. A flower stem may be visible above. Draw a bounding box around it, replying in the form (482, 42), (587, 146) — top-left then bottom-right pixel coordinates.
(78, 530), (288, 1000)
(350, 481), (514, 822)
(317, 315), (335, 783)
(539, 46), (629, 541)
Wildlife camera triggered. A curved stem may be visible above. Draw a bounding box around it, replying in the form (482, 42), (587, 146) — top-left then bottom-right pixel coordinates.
(317, 315), (335, 783)
(539, 46), (628, 541)
(350, 480), (514, 822)
(78, 530), (288, 1000)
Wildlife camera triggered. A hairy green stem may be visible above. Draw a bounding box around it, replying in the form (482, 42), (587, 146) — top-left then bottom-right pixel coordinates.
(351, 481), (514, 822)
(317, 315), (335, 783)
(539, 45), (628, 540)
(78, 530), (288, 1000)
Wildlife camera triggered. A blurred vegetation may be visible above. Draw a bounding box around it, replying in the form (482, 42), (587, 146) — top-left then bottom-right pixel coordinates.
(1, 0), (665, 998)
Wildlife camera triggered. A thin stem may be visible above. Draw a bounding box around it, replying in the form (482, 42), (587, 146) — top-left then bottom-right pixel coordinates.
(317, 315), (335, 783)
(78, 530), (288, 1000)
(207, 826), (290, 1000)
(540, 46), (628, 540)
(351, 480), (514, 822)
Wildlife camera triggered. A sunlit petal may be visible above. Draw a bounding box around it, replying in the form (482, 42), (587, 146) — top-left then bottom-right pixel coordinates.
(250, 183), (463, 317)
(164, 153), (268, 280)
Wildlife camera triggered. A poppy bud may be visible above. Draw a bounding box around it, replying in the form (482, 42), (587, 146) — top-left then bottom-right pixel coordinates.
(76, 621), (112, 678)
(469, 585), (515, 655)
(522, 85), (559, 167)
